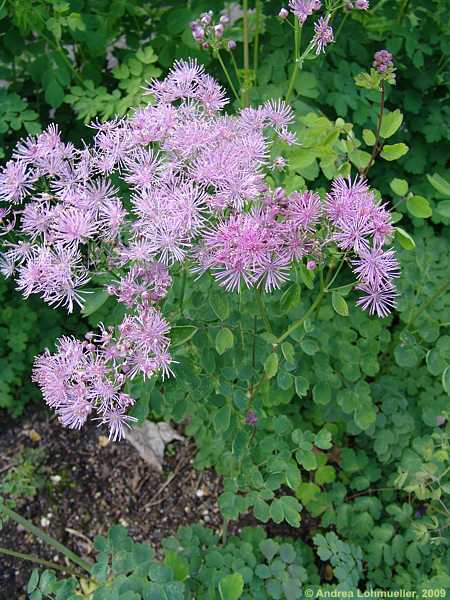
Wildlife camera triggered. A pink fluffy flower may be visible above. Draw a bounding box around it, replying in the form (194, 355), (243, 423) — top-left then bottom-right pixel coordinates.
(356, 281), (397, 318)
(0, 161), (37, 203)
(312, 14), (334, 54)
(288, 0), (321, 23)
(0, 59), (400, 441)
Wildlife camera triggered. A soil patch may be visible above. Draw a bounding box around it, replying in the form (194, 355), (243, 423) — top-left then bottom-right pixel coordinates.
(0, 409), (222, 598)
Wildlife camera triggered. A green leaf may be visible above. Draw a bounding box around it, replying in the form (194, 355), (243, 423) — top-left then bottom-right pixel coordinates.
(260, 539), (279, 562)
(80, 288), (109, 317)
(279, 544), (296, 564)
(315, 465), (336, 485)
(406, 195), (432, 218)
(354, 401), (377, 430)
(254, 498), (270, 523)
(380, 109), (403, 138)
(280, 496), (301, 527)
(264, 353), (279, 379)
(218, 573), (244, 600)
(349, 149), (371, 170)
(171, 326), (198, 347)
(362, 129), (376, 146)
(281, 342), (295, 364)
(280, 283), (301, 313)
(44, 78), (65, 108)
(442, 366), (450, 396)
(164, 551), (189, 581)
(270, 499), (284, 523)
(313, 382), (331, 405)
(381, 143), (409, 161)
(294, 375), (309, 398)
(215, 328), (234, 355)
(255, 564), (271, 579)
(395, 227), (416, 250)
(331, 292), (349, 317)
(427, 173), (450, 197)
(435, 201), (450, 219)
(210, 294), (230, 320)
(390, 178), (408, 196)
(214, 405), (231, 433)
(27, 570), (39, 594)
(315, 428), (332, 450)
(296, 449), (317, 471)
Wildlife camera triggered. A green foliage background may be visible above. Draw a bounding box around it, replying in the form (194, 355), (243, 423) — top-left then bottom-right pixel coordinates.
(0, 0), (449, 596)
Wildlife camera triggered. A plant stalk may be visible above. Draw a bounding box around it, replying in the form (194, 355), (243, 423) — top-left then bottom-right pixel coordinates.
(285, 20), (302, 103)
(0, 505), (92, 573)
(363, 80), (385, 176)
(276, 290), (324, 344)
(216, 50), (241, 104)
(406, 279), (450, 330)
(253, 0), (262, 75)
(256, 288), (273, 334)
(242, 0), (250, 106)
(0, 546), (80, 576)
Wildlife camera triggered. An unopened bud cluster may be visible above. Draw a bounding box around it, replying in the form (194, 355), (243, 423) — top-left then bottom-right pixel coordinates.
(345, 0), (369, 10)
(190, 10), (236, 51)
(373, 49), (394, 74)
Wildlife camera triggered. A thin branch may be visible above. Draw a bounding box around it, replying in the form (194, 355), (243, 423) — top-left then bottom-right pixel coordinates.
(0, 546), (80, 576)
(0, 505), (91, 573)
(363, 80), (385, 176)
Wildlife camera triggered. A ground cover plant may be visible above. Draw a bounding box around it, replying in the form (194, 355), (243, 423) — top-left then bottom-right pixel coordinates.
(0, 1), (449, 598)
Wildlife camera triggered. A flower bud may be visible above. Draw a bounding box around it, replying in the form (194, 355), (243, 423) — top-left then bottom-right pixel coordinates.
(227, 39), (237, 50)
(245, 410), (258, 426)
(214, 24), (224, 39)
(307, 260), (316, 270)
(278, 7), (289, 19)
(200, 12), (212, 25)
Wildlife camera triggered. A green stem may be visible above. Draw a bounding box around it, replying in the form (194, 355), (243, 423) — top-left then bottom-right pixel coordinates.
(242, 0), (250, 106)
(222, 517), (229, 545)
(327, 281), (358, 293)
(179, 267), (187, 317)
(333, 12), (349, 44)
(324, 256), (347, 291)
(0, 505), (91, 573)
(276, 289), (325, 345)
(0, 546), (80, 576)
(256, 288), (273, 334)
(276, 259), (340, 345)
(253, 0), (262, 76)
(230, 51), (241, 83)
(406, 280), (450, 330)
(285, 21), (302, 103)
(396, 0), (411, 24)
(37, 21), (84, 87)
(363, 80), (385, 176)
(248, 316), (258, 401)
(216, 50), (241, 104)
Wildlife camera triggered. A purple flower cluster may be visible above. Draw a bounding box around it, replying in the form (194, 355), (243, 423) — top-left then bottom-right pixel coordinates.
(0, 59), (400, 438)
(373, 49), (394, 74)
(288, 0), (322, 23)
(326, 177), (399, 317)
(194, 189), (320, 292)
(33, 304), (171, 440)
